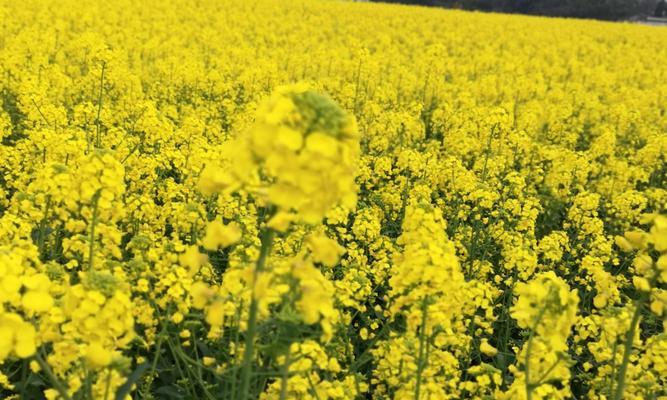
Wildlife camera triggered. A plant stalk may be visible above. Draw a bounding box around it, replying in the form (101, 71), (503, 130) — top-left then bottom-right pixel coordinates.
(238, 228), (275, 400)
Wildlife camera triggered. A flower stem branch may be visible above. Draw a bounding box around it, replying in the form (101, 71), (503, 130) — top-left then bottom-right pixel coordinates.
(239, 228), (275, 400)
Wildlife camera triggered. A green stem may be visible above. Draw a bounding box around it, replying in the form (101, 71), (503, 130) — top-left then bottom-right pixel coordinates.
(84, 366), (93, 400)
(37, 196), (52, 259)
(480, 123), (497, 182)
(34, 354), (72, 400)
(414, 300), (429, 400)
(166, 337), (198, 399)
(95, 62), (106, 148)
(306, 373), (322, 400)
(238, 228), (275, 400)
(19, 359), (28, 399)
(148, 318), (169, 382)
(230, 301), (243, 397)
(103, 369), (112, 400)
(613, 271), (658, 400)
(525, 297), (550, 400)
(171, 337), (216, 400)
(529, 354), (563, 389)
(612, 297), (645, 400)
(279, 347), (292, 400)
(88, 190), (101, 271)
(609, 340), (619, 396)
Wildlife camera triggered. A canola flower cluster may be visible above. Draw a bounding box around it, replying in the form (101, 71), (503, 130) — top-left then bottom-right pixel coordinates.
(0, 0), (666, 399)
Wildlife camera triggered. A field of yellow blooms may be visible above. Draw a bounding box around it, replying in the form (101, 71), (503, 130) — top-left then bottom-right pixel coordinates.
(1, 0), (666, 399)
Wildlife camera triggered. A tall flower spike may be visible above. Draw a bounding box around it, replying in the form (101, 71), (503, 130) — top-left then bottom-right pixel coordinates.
(199, 84), (360, 231)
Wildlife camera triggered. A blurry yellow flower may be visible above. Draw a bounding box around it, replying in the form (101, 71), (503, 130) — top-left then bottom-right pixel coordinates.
(267, 211), (294, 232)
(201, 220), (241, 251)
(305, 132), (339, 159)
(625, 231), (647, 250)
(21, 291), (53, 313)
(171, 312), (184, 324)
(198, 166), (236, 196)
(615, 235), (634, 252)
(633, 254), (653, 275)
(205, 301), (225, 327)
(308, 233), (345, 267)
(633, 276), (651, 292)
(86, 342), (112, 368)
(179, 245), (209, 274)
(593, 293), (608, 309)
(191, 282), (216, 309)
(480, 339), (498, 357)
(44, 389), (59, 400)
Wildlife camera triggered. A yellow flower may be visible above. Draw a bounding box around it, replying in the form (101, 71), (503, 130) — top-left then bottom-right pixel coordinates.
(267, 211), (294, 232)
(480, 339), (498, 357)
(22, 290), (53, 313)
(13, 325), (37, 359)
(305, 132), (339, 159)
(633, 254), (653, 275)
(205, 301), (225, 327)
(201, 220), (241, 251)
(652, 223), (667, 252)
(633, 276), (651, 292)
(308, 233), (345, 267)
(650, 298), (664, 316)
(615, 235), (634, 252)
(0, 313), (36, 360)
(171, 312), (184, 324)
(179, 245), (209, 274)
(86, 342), (112, 369)
(29, 361), (41, 373)
(593, 293), (608, 309)
(44, 389), (59, 400)
(198, 166), (237, 196)
(191, 282), (216, 309)
(276, 127), (303, 151)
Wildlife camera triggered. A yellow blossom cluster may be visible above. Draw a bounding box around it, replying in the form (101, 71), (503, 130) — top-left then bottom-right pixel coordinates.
(502, 272), (579, 400)
(0, 0), (666, 399)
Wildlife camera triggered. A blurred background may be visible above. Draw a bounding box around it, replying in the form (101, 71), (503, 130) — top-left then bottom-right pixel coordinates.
(368, 0), (666, 21)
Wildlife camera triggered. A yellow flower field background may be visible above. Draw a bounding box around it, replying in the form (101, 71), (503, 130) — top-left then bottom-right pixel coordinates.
(0, 0), (666, 399)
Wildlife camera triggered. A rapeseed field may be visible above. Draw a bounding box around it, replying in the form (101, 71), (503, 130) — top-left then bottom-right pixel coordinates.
(0, 0), (666, 399)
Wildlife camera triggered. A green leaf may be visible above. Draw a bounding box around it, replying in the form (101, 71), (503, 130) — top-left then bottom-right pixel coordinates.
(115, 363), (149, 400)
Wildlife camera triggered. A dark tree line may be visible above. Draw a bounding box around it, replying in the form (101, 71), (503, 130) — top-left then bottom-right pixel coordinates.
(370, 0), (659, 20)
